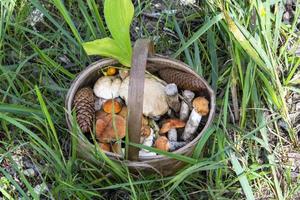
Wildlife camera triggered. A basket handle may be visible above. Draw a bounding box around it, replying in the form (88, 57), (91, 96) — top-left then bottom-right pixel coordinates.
(127, 39), (154, 161)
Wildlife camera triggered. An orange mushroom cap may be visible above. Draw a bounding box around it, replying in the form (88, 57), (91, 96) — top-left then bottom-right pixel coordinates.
(96, 114), (126, 143)
(106, 66), (117, 76)
(103, 99), (122, 114)
(192, 97), (209, 116)
(154, 136), (170, 151)
(159, 119), (186, 134)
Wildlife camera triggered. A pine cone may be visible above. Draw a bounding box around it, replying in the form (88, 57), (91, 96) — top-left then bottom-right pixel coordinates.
(73, 87), (95, 133)
(158, 69), (206, 91)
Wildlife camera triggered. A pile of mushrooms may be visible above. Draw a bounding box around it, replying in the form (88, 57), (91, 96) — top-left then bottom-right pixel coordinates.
(92, 66), (210, 157)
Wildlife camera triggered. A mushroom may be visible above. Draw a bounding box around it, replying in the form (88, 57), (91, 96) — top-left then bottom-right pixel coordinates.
(118, 106), (128, 119)
(93, 76), (122, 99)
(165, 83), (181, 112)
(96, 114), (126, 143)
(154, 136), (186, 152)
(119, 76), (169, 117)
(119, 69), (129, 80)
(106, 66), (117, 76)
(139, 150), (156, 157)
(159, 119), (186, 142)
(179, 90), (195, 121)
(141, 127), (154, 150)
(103, 99), (122, 114)
(111, 142), (122, 155)
(139, 128), (156, 156)
(99, 143), (111, 152)
(181, 97), (209, 141)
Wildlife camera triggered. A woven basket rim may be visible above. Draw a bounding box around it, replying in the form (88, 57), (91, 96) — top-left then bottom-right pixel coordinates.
(65, 55), (216, 162)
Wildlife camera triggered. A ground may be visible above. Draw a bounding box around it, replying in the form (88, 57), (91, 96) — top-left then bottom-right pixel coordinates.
(0, 0), (300, 199)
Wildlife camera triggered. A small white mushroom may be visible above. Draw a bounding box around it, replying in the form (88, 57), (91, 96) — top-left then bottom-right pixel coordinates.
(181, 97), (209, 141)
(179, 90), (195, 121)
(93, 76), (122, 99)
(165, 83), (181, 113)
(139, 150), (156, 157)
(119, 76), (169, 117)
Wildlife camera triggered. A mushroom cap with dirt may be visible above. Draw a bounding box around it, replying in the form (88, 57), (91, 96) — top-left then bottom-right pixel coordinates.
(192, 97), (209, 116)
(119, 76), (169, 117)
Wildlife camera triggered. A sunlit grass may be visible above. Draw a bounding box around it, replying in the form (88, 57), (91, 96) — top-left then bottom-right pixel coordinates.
(0, 0), (300, 199)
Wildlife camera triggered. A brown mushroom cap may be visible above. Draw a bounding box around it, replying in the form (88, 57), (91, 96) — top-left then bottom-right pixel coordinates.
(103, 99), (122, 114)
(99, 143), (111, 152)
(96, 114), (126, 143)
(192, 97), (209, 116)
(159, 119), (186, 134)
(154, 136), (170, 151)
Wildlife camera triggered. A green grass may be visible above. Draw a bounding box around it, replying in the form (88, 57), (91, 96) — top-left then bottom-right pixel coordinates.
(1, 0), (300, 199)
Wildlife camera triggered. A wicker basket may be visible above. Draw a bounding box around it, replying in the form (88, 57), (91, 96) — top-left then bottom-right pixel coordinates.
(65, 39), (215, 176)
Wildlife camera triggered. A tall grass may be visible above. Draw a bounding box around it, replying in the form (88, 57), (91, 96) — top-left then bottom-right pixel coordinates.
(0, 0), (299, 199)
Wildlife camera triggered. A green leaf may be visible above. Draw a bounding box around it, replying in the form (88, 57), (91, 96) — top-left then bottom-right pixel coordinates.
(229, 151), (255, 200)
(104, 0), (133, 57)
(82, 38), (131, 67)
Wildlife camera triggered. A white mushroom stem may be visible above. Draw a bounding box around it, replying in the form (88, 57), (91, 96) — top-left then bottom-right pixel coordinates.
(168, 129), (177, 142)
(141, 129), (154, 152)
(169, 141), (187, 151)
(139, 150), (156, 157)
(181, 109), (202, 141)
(165, 83), (181, 112)
(180, 90), (195, 121)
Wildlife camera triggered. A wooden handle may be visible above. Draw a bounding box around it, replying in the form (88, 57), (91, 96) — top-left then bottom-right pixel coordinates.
(127, 39), (154, 161)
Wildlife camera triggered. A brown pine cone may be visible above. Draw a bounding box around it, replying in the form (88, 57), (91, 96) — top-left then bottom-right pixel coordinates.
(158, 68), (206, 91)
(73, 87), (95, 133)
